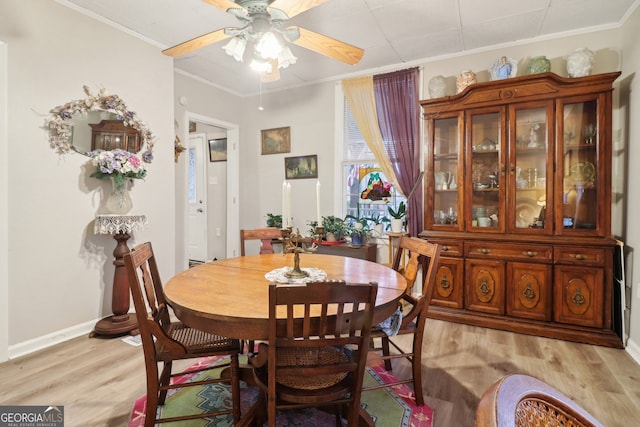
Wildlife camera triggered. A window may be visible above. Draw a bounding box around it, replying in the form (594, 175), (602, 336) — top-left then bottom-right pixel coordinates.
(341, 98), (405, 223)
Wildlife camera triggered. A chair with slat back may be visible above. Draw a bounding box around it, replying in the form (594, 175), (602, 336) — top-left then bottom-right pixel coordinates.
(249, 280), (378, 426)
(239, 227), (284, 354)
(475, 374), (604, 427)
(123, 242), (243, 427)
(240, 227), (283, 255)
(364, 236), (441, 406)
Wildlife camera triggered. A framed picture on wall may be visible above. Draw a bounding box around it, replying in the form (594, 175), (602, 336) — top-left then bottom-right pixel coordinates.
(208, 138), (227, 162)
(285, 154), (318, 179)
(261, 126), (291, 155)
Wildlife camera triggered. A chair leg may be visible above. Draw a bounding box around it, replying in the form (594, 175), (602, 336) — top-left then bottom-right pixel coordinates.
(412, 333), (425, 406)
(145, 381), (159, 427)
(231, 354), (241, 422)
(381, 337), (392, 371)
(158, 361), (172, 405)
(268, 393), (277, 427)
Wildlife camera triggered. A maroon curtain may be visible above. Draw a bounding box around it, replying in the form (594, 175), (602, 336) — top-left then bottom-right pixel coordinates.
(373, 68), (422, 236)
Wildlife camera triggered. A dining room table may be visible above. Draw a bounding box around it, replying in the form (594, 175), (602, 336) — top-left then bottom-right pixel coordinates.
(164, 253), (408, 341)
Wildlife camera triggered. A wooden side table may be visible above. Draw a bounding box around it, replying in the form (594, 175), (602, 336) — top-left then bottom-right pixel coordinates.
(315, 242), (377, 262)
(91, 214), (147, 337)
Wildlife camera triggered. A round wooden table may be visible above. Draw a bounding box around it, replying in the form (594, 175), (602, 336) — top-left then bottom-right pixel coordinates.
(164, 253), (407, 340)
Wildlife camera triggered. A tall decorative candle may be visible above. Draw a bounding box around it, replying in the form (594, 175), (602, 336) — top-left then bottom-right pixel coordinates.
(286, 182), (292, 228)
(316, 180), (321, 225)
(282, 181), (287, 228)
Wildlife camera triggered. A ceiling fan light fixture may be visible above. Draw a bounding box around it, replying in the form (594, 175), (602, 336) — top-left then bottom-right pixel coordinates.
(255, 31), (282, 59)
(278, 46), (297, 69)
(250, 57), (272, 73)
(222, 37), (247, 62)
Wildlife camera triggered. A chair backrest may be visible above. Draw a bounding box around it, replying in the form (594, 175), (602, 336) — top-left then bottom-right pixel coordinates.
(124, 242), (186, 356)
(392, 236), (440, 294)
(267, 280), (378, 416)
(476, 374), (604, 427)
(391, 237), (441, 326)
(240, 228), (282, 255)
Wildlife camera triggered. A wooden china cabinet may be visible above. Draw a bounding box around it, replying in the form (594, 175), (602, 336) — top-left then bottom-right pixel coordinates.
(420, 71), (622, 347)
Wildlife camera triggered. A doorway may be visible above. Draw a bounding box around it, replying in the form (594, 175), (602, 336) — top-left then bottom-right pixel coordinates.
(187, 133), (208, 263)
(177, 112), (239, 271)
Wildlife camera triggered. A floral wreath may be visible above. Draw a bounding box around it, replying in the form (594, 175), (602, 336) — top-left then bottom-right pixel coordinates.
(46, 86), (155, 163)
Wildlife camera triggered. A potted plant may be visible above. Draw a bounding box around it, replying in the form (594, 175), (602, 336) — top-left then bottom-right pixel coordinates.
(265, 213), (282, 229)
(306, 220), (319, 237)
(365, 213), (390, 236)
(388, 201), (406, 233)
(321, 215), (346, 242)
(345, 217), (370, 248)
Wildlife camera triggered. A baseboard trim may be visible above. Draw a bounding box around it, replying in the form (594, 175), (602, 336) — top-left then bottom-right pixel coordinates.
(624, 337), (640, 365)
(8, 319), (96, 360)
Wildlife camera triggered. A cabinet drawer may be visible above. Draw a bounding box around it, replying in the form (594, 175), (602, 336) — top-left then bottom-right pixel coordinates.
(429, 239), (463, 257)
(554, 246), (607, 267)
(465, 242), (552, 262)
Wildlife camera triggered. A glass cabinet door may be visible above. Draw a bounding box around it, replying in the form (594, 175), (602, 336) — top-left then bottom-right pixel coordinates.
(468, 110), (504, 231)
(557, 98), (601, 235)
(431, 116), (461, 229)
(509, 103), (553, 234)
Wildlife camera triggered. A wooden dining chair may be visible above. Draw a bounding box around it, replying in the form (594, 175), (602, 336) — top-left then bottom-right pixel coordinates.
(364, 236), (441, 406)
(475, 373), (604, 427)
(249, 280), (378, 426)
(240, 227), (283, 255)
(123, 242), (243, 427)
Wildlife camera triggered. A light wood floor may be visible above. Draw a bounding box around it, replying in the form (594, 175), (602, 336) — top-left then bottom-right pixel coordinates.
(1, 319), (639, 426)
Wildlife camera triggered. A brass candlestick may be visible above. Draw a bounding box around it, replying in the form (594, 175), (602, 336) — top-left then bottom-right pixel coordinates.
(281, 226), (322, 279)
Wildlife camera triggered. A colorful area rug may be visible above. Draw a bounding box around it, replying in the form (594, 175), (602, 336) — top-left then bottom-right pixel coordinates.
(128, 355), (433, 426)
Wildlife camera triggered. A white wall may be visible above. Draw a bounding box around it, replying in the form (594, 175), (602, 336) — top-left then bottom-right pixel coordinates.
(241, 82), (337, 232)
(0, 0), (174, 357)
(620, 5), (640, 361)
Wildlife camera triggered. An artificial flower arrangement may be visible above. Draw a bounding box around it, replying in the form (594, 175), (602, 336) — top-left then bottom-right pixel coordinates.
(46, 85), (154, 162)
(89, 149), (147, 187)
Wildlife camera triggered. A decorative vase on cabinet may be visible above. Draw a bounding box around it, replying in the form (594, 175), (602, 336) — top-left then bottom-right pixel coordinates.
(421, 71), (622, 348)
(456, 70), (477, 93)
(526, 56), (551, 74)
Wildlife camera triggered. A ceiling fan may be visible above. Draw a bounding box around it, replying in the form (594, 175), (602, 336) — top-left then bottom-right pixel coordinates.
(162, 0), (364, 81)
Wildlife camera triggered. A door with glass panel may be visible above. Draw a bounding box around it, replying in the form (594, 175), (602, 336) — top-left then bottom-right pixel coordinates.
(556, 96), (605, 236)
(508, 102), (553, 234)
(429, 113), (462, 230)
(466, 108), (506, 232)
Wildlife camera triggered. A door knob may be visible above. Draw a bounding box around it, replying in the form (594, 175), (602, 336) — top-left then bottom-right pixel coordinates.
(197, 208), (203, 213)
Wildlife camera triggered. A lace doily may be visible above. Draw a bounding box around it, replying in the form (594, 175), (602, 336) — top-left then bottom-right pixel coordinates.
(265, 267), (327, 284)
(94, 214), (147, 235)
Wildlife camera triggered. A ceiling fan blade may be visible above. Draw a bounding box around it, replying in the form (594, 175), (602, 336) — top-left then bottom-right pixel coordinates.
(269, 0), (329, 18)
(200, 0), (243, 12)
(162, 28), (230, 57)
(292, 27), (364, 65)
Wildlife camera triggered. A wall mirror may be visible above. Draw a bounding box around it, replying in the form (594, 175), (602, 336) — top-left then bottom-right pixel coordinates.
(46, 86), (154, 162)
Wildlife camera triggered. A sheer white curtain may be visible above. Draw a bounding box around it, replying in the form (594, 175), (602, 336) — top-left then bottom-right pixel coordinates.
(341, 76), (400, 192)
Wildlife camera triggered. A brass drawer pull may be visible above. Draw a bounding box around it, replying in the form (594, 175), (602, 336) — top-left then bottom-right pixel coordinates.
(570, 253), (587, 261)
(479, 248), (491, 255)
(479, 279), (490, 295)
(522, 250), (538, 257)
(523, 284), (536, 300)
(571, 288), (586, 306)
(442, 245), (451, 251)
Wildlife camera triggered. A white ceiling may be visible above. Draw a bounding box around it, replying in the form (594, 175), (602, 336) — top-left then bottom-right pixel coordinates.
(61, 0), (638, 97)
